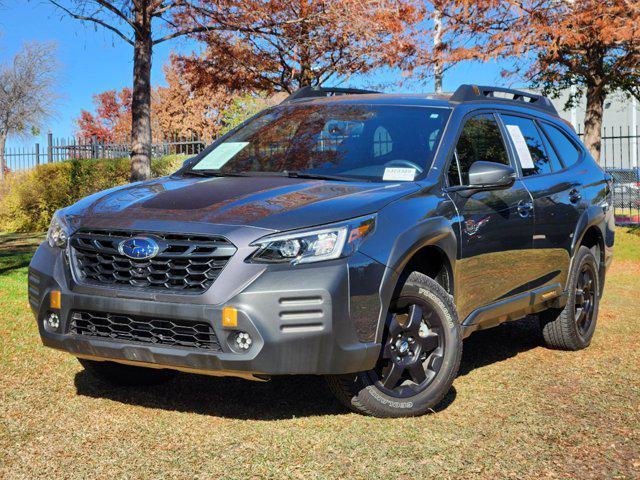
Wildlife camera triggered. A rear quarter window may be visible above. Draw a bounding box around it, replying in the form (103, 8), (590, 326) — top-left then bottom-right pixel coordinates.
(540, 122), (582, 167)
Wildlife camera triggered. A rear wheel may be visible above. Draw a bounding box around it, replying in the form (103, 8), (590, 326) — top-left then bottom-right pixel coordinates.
(78, 358), (177, 386)
(327, 272), (462, 417)
(539, 246), (600, 350)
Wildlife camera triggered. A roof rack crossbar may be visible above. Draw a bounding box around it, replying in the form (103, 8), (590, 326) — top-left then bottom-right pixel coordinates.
(450, 84), (558, 116)
(281, 86), (380, 104)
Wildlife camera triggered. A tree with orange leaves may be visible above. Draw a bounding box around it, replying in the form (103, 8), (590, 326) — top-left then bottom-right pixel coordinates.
(174, 0), (425, 93)
(437, 0), (640, 161)
(49, 0), (354, 181)
(154, 56), (234, 140)
(77, 89), (132, 142)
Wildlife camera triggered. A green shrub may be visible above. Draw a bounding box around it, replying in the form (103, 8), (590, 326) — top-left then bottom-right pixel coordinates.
(0, 155), (186, 232)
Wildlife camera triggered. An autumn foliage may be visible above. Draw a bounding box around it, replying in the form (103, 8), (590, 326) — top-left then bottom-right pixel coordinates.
(175, 0), (424, 93)
(76, 58), (283, 142)
(436, 0), (640, 161)
(77, 89), (132, 142)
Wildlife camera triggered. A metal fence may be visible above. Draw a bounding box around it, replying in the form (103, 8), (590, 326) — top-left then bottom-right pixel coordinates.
(577, 126), (639, 226)
(3, 132), (212, 171)
(3, 127), (640, 225)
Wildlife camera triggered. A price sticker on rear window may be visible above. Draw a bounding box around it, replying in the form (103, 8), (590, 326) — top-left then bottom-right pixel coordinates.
(505, 125), (535, 169)
(193, 142), (249, 170)
(383, 167), (417, 182)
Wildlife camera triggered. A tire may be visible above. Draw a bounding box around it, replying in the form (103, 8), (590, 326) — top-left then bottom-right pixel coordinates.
(326, 272), (462, 418)
(539, 245), (600, 351)
(78, 358), (177, 386)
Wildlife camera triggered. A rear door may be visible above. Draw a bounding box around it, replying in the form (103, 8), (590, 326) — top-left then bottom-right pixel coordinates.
(499, 113), (584, 293)
(446, 112), (535, 321)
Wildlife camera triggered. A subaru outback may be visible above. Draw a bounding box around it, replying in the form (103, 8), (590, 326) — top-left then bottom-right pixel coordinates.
(29, 85), (614, 417)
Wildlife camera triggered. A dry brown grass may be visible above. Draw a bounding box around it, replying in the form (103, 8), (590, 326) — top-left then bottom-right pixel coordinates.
(1, 231), (639, 479)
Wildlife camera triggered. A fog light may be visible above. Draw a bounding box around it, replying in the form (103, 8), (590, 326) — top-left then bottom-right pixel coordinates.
(234, 331), (252, 351)
(44, 312), (60, 332)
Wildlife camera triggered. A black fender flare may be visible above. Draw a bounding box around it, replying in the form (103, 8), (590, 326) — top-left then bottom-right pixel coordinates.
(567, 203), (607, 291)
(369, 216), (458, 343)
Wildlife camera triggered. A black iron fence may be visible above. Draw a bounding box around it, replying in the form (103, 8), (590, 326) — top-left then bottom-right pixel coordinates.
(3, 132), (213, 171)
(577, 126), (639, 226)
(3, 127), (640, 225)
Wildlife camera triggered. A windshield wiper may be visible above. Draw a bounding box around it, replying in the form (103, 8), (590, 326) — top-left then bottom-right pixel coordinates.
(182, 170), (253, 178)
(282, 171), (359, 182)
(182, 169), (364, 182)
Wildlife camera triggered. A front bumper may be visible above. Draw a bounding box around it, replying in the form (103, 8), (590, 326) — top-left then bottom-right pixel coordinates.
(30, 242), (386, 376)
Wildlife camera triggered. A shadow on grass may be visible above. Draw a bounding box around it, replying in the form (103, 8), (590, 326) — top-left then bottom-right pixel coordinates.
(0, 232), (44, 275)
(458, 315), (542, 377)
(73, 317), (539, 419)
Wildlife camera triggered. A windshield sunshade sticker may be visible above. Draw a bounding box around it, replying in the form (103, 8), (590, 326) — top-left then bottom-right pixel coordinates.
(383, 167), (416, 182)
(193, 142), (250, 170)
(505, 125), (535, 169)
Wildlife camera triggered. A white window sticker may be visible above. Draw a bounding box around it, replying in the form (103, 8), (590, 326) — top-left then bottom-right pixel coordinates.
(505, 125), (535, 169)
(383, 167), (416, 182)
(193, 142), (249, 170)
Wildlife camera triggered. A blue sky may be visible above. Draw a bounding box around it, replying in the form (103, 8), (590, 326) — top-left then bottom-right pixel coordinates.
(1, 2), (513, 149)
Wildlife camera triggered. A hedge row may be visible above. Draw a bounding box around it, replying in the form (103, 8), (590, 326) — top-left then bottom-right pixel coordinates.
(0, 155), (186, 232)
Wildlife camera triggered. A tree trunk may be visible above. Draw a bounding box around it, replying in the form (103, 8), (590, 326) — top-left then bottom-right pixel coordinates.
(0, 130), (6, 181)
(583, 83), (605, 163)
(130, 19), (153, 182)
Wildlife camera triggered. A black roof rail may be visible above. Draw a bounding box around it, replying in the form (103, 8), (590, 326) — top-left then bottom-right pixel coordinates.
(281, 86), (380, 104)
(450, 84), (558, 116)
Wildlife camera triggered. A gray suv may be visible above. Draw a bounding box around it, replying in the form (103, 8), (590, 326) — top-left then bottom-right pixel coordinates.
(29, 85), (614, 417)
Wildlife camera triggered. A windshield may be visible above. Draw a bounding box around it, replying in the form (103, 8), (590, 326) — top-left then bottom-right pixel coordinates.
(187, 104), (450, 182)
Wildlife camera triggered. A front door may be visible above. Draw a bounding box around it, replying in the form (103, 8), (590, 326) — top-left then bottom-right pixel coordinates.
(446, 112), (535, 321)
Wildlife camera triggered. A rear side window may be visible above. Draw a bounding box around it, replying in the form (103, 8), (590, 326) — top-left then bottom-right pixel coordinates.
(540, 122), (581, 166)
(448, 113), (510, 186)
(502, 114), (558, 176)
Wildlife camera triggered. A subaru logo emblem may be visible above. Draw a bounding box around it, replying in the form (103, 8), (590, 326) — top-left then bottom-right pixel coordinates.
(118, 236), (160, 260)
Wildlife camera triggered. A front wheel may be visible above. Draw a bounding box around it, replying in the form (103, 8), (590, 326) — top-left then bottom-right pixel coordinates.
(327, 272), (462, 418)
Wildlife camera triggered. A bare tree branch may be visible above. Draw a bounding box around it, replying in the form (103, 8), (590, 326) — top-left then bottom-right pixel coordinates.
(92, 0), (139, 33)
(48, 1), (134, 45)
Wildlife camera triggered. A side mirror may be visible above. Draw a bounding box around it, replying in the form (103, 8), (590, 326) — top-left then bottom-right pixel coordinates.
(182, 157), (193, 168)
(468, 161), (515, 190)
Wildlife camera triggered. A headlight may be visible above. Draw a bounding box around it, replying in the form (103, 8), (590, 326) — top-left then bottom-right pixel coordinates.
(250, 215), (376, 265)
(47, 211), (71, 248)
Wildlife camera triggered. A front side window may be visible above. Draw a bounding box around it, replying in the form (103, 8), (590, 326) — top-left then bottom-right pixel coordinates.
(502, 114), (555, 176)
(448, 113), (510, 186)
(188, 104), (450, 182)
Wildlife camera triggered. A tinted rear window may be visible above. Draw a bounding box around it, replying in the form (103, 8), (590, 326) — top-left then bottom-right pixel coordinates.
(502, 114), (558, 176)
(540, 122), (581, 166)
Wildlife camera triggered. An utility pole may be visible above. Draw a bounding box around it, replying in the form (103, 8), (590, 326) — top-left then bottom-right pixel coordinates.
(632, 96), (638, 169)
(433, 7), (443, 94)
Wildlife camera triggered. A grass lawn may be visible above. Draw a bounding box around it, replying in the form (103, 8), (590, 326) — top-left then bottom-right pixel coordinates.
(1, 230), (638, 479)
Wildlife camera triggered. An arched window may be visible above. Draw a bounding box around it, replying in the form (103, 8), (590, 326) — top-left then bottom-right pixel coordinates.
(373, 126), (393, 157)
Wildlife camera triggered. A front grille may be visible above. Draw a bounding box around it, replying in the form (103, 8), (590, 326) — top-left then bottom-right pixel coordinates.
(70, 230), (236, 293)
(70, 311), (222, 351)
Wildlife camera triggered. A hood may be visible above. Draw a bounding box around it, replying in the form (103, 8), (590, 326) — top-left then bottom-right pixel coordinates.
(65, 175), (422, 232)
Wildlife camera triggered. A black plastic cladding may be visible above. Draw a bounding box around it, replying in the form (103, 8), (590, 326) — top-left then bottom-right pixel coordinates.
(70, 230), (237, 293)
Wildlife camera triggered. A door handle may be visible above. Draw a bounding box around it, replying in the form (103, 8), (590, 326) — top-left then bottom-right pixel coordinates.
(569, 188), (582, 203)
(517, 200), (533, 218)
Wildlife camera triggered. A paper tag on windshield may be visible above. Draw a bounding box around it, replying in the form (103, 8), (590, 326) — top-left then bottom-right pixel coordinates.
(383, 167), (416, 182)
(193, 142), (249, 170)
(505, 125), (535, 169)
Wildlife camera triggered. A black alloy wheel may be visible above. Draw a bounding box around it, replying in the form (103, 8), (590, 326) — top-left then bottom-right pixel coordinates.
(326, 272), (462, 417)
(574, 262), (597, 336)
(376, 301), (444, 398)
